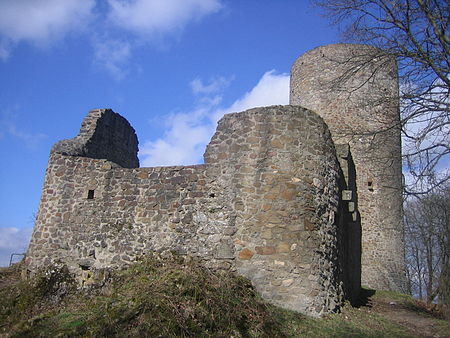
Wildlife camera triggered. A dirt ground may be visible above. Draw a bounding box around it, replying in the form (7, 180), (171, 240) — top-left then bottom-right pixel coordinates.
(365, 294), (450, 338)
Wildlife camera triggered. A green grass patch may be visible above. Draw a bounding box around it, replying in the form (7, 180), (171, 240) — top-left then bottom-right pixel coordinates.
(1, 258), (449, 337)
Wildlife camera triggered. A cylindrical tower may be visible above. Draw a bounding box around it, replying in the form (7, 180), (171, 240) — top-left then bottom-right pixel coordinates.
(290, 44), (406, 291)
(204, 105), (348, 316)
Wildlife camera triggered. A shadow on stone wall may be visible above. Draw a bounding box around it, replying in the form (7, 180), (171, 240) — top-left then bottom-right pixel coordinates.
(26, 105), (362, 317)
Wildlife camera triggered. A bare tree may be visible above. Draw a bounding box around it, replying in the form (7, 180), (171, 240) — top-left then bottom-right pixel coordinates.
(404, 184), (449, 316)
(312, 0), (450, 195)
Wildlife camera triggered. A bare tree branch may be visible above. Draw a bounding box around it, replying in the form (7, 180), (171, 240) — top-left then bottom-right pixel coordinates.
(403, 184), (449, 314)
(313, 0), (450, 194)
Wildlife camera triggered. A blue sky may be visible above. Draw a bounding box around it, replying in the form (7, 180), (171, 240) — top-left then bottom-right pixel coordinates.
(0, 0), (339, 266)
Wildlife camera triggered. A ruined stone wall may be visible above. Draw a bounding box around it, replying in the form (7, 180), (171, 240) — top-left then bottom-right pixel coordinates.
(25, 156), (235, 273)
(27, 105), (359, 317)
(205, 106), (357, 314)
(27, 109), (235, 273)
(52, 109), (139, 168)
(290, 43), (405, 291)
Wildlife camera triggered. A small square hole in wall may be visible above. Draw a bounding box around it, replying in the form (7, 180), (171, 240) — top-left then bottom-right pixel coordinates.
(87, 190), (95, 199)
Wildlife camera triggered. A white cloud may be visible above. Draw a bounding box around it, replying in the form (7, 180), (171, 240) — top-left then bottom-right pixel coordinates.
(139, 71), (290, 166)
(0, 39), (12, 61)
(215, 70), (290, 119)
(140, 105), (215, 166)
(0, 0), (224, 80)
(92, 37), (132, 81)
(0, 111), (48, 149)
(190, 76), (233, 95)
(108, 0), (223, 36)
(0, 0), (95, 59)
(7, 124), (47, 149)
(401, 79), (450, 191)
(0, 227), (32, 267)
(94, 0), (224, 80)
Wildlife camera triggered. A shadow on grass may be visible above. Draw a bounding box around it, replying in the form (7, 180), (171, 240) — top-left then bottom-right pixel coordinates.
(354, 287), (376, 308)
(355, 286), (448, 321)
(403, 300), (448, 320)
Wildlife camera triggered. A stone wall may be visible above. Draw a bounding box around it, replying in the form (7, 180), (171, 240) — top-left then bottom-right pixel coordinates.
(26, 41), (407, 313)
(26, 105), (359, 317)
(26, 156), (230, 272)
(52, 109), (139, 168)
(205, 106), (359, 313)
(290, 43), (406, 291)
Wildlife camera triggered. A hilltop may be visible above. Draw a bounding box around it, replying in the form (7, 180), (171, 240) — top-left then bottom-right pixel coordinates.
(1, 257), (449, 337)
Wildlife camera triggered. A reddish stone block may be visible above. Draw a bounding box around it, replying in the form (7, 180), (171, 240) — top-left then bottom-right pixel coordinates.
(239, 248), (254, 260)
(255, 246), (276, 255)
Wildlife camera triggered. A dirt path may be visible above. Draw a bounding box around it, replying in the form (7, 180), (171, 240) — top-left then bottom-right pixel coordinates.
(371, 298), (450, 337)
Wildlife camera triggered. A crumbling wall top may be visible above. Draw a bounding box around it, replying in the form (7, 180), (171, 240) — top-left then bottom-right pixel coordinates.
(51, 109), (139, 168)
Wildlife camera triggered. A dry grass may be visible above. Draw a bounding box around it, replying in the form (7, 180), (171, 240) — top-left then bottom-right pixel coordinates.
(1, 257), (449, 337)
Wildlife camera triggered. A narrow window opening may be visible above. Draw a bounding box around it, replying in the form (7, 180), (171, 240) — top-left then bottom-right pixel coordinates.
(368, 181), (374, 192)
(87, 190), (95, 199)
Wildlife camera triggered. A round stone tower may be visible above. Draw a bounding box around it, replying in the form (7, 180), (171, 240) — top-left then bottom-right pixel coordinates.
(290, 44), (406, 291)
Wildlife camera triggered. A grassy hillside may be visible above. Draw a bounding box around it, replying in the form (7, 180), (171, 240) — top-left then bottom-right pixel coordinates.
(1, 256), (449, 337)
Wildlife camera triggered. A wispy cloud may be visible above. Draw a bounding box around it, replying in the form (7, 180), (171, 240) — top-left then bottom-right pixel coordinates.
(0, 227), (32, 267)
(107, 0), (223, 36)
(0, 38), (12, 61)
(96, 0), (224, 79)
(140, 105), (216, 166)
(0, 0), (96, 60)
(6, 124), (47, 149)
(0, 110), (48, 149)
(92, 37), (132, 81)
(190, 76), (233, 95)
(216, 70), (290, 118)
(139, 70), (290, 166)
(400, 79), (450, 192)
(0, 0), (224, 80)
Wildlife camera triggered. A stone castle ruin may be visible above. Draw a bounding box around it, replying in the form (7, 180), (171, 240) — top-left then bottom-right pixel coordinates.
(26, 44), (406, 317)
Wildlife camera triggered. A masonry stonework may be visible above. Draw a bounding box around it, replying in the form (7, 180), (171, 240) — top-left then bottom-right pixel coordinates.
(290, 43), (406, 291)
(26, 43), (405, 316)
